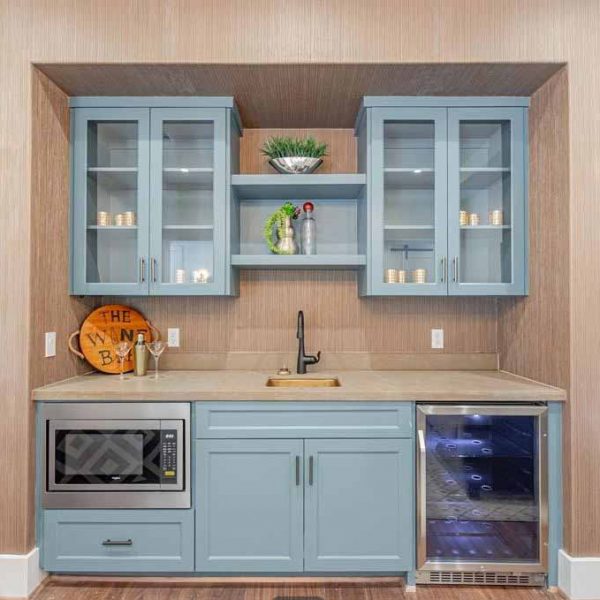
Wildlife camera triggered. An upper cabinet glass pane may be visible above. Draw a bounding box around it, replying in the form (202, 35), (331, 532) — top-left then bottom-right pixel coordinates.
(160, 120), (215, 285)
(163, 121), (214, 169)
(383, 121), (436, 285)
(85, 120), (140, 284)
(87, 121), (138, 169)
(458, 120), (512, 284)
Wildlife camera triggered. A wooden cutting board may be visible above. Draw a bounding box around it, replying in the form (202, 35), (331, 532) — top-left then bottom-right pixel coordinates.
(70, 305), (155, 374)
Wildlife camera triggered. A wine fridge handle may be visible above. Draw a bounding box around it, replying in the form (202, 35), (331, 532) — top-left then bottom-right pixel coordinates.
(418, 429), (426, 454)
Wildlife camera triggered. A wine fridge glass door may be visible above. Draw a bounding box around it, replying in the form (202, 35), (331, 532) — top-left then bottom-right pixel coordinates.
(417, 405), (547, 572)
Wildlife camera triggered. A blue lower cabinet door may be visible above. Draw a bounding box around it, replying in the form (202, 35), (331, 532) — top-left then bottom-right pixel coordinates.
(195, 439), (304, 572)
(42, 509), (194, 572)
(304, 438), (414, 572)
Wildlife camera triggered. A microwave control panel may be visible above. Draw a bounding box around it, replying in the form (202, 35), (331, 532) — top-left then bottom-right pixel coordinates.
(160, 430), (178, 481)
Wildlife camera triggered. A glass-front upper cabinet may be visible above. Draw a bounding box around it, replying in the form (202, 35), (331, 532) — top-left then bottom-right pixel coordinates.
(448, 108), (527, 295)
(369, 107), (448, 295)
(71, 108), (150, 295)
(149, 108), (226, 295)
(71, 99), (237, 296)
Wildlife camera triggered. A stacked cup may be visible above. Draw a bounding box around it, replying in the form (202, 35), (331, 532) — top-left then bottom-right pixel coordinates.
(489, 209), (504, 225)
(96, 211), (112, 226)
(413, 268), (427, 284)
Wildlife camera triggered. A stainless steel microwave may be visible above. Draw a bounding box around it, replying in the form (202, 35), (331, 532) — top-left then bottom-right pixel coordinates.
(41, 403), (190, 509)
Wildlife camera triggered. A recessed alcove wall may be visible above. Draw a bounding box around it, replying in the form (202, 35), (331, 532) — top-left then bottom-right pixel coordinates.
(29, 65), (569, 553)
(30, 63), (568, 380)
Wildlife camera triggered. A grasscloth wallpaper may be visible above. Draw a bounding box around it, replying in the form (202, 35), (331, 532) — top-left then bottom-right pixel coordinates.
(0, 0), (595, 556)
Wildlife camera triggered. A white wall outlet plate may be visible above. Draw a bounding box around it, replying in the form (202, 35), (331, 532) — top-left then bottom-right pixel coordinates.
(167, 328), (180, 348)
(45, 331), (56, 357)
(431, 328), (444, 349)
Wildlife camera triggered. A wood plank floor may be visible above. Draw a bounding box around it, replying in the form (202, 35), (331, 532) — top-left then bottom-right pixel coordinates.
(29, 579), (565, 600)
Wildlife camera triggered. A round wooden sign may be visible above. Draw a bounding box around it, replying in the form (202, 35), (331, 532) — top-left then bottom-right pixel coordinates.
(72, 305), (154, 374)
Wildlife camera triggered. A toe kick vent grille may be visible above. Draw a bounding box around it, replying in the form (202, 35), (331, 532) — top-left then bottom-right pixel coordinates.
(416, 570), (545, 586)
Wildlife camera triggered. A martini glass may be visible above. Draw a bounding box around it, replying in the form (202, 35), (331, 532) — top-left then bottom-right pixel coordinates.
(114, 341), (133, 380)
(147, 340), (167, 379)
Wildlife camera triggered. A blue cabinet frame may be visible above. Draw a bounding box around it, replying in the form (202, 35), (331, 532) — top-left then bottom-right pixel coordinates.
(71, 107), (151, 295)
(195, 438), (304, 572)
(304, 438), (414, 572)
(358, 97), (529, 297)
(447, 107), (527, 295)
(70, 98), (240, 296)
(149, 107), (229, 295)
(368, 107), (448, 296)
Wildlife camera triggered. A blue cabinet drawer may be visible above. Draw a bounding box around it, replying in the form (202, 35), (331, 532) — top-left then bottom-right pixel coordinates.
(42, 509), (194, 572)
(194, 402), (414, 439)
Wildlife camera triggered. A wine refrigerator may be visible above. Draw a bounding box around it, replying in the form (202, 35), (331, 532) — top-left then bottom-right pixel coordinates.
(416, 404), (548, 586)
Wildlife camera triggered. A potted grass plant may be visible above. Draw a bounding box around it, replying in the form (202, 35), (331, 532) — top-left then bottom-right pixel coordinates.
(261, 136), (328, 174)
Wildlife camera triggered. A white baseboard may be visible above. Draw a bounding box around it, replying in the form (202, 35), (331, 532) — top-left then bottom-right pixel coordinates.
(559, 549), (600, 599)
(0, 547), (47, 598)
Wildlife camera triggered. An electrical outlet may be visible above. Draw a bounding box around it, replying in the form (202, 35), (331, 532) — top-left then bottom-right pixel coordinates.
(431, 328), (444, 349)
(167, 328), (180, 348)
(45, 331), (56, 357)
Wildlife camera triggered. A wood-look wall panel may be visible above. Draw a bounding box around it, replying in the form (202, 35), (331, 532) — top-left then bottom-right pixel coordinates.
(497, 69), (571, 552)
(498, 70), (569, 389)
(240, 129), (356, 174)
(1, 0), (599, 557)
(35, 63), (563, 128)
(109, 271), (497, 355)
(29, 71), (100, 391)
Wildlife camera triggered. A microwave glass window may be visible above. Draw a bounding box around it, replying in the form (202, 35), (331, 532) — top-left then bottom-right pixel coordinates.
(63, 432), (144, 476)
(55, 429), (162, 485)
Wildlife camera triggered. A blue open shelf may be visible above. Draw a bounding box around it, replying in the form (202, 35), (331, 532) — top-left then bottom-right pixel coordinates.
(231, 254), (366, 269)
(231, 174), (366, 200)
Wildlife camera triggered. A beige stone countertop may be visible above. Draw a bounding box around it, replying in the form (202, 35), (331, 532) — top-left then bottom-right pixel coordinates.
(32, 370), (566, 402)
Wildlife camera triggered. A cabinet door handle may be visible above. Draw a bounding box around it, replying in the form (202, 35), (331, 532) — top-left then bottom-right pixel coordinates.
(308, 456), (314, 486)
(150, 258), (157, 283)
(139, 258), (146, 283)
(295, 455), (301, 486)
(452, 256), (459, 283)
(440, 257), (446, 283)
(102, 538), (132, 547)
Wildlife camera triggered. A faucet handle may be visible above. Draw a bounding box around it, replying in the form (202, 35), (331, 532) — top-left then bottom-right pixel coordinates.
(314, 351), (321, 364)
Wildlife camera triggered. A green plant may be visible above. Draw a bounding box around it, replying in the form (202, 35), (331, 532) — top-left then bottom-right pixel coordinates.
(263, 202), (300, 254)
(261, 136), (328, 159)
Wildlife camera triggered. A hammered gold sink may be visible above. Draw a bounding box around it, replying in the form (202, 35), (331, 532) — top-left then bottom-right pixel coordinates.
(266, 377), (341, 388)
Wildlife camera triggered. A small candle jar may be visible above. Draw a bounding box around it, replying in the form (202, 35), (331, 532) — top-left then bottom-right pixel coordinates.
(469, 213), (480, 226)
(123, 211), (136, 226)
(397, 270), (407, 284)
(175, 269), (186, 284)
(192, 269), (210, 284)
(384, 269), (398, 284)
(114, 213), (125, 227)
(459, 210), (469, 226)
(489, 209), (504, 226)
(413, 268), (427, 284)
(96, 211), (112, 226)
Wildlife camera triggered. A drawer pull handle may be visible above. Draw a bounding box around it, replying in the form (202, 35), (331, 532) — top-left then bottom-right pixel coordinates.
(295, 455), (301, 486)
(309, 456), (314, 486)
(102, 539), (133, 547)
